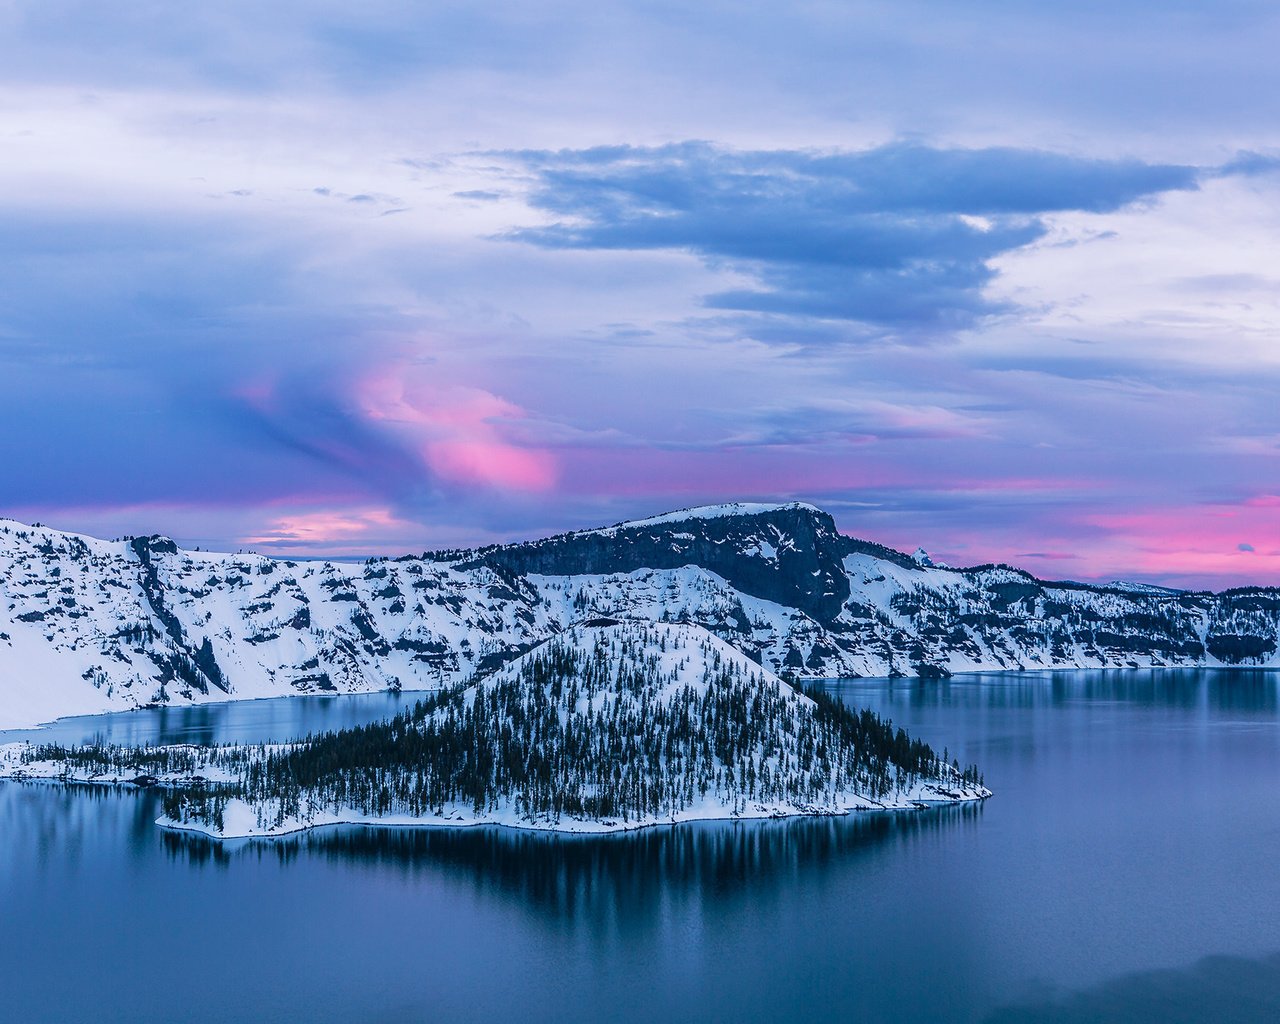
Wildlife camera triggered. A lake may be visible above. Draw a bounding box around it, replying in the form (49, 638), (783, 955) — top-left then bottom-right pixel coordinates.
(4, 669), (1280, 1023)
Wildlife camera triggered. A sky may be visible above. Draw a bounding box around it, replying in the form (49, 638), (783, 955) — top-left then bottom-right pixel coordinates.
(1, 1), (1278, 589)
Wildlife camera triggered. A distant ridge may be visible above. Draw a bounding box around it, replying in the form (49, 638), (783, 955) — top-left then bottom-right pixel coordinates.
(1107, 580), (1187, 596)
(0, 504), (1277, 727)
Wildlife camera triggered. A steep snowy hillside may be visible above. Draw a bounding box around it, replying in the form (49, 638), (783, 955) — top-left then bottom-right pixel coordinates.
(1, 621), (989, 837)
(0, 521), (555, 728)
(1, 505), (1278, 728)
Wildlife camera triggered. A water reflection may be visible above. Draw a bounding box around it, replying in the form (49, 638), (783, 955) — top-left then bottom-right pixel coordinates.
(7, 669), (1280, 1024)
(0, 781), (161, 875)
(1207, 672), (1280, 715)
(828, 669), (1279, 716)
(162, 803), (985, 924)
(0, 689), (424, 747)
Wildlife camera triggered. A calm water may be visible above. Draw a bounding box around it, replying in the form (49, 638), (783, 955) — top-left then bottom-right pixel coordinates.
(4, 670), (1280, 1023)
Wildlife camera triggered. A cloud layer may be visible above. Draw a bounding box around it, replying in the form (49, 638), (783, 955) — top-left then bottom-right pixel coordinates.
(1, 4), (1279, 587)
(503, 142), (1199, 329)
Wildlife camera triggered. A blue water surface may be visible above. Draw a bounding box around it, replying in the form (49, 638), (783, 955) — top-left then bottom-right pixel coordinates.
(3, 669), (1280, 1023)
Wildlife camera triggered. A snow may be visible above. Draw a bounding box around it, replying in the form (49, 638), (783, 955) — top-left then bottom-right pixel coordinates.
(0, 769), (984, 839)
(744, 540), (779, 561)
(1107, 580), (1186, 596)
(0, 620), (990, 839)
(1, 736), (978, 839)
(153, 793), (956, 841)
(0, 510), (1277, 729)
(588, 502), (823, 535)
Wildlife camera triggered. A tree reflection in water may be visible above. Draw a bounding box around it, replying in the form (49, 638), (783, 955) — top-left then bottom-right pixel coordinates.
(162, 803), (984, 923)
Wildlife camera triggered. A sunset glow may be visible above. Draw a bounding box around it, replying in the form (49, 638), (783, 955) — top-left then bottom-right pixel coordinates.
(1, 3), (1277, 590)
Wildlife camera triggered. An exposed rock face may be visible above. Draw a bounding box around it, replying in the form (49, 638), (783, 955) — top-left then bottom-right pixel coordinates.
(446, 502), (853, 623)
(1, 504), (1277, 727)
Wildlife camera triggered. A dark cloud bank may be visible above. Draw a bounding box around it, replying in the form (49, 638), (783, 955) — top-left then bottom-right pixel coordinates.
(497, 142), (1265, 330)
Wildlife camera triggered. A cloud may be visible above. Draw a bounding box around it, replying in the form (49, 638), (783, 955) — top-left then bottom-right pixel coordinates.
(1215, 150), (1280, 177)
(497, 142), (1200, 330)
(241, 506), (414, 549)
(1, 5), (1278, 582)
(359, 366), (558, 492)
(1238, 542), (1255, 552)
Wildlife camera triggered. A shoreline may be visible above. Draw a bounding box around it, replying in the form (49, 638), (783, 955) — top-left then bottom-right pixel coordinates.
(4, 662), (1277, 734)
(0, 765), (989, 841)
(153, 792), (990, 842)
(0, 685), (441, 735)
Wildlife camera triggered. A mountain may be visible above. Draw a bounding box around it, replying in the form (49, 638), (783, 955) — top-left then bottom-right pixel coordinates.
(0, 504), (1277, 728)
(1, 621), (989, 837)
(438, 502), (855, 622)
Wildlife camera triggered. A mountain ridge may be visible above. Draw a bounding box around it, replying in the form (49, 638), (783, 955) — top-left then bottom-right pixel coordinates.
(0, 504), (1276, 728)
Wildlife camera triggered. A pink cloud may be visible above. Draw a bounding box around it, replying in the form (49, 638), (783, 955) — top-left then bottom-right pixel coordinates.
(864, 494), (1280, 590)
(359, 367), (556, 492)
(242, 507), (414, 547)
(424, 438), (556, 491)
(1048, 502), (1280, 582)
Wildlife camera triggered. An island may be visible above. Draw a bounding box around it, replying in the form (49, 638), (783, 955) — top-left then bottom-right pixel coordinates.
(0, 621), (989, 838)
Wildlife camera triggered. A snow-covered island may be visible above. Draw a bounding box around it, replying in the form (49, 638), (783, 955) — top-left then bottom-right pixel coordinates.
(0, 621), (988, 839)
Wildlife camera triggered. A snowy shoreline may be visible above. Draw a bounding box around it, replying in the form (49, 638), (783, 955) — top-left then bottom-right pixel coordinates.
(0, 767), (987, 841)
(0, 735), (989, 841)
(156, 797), (987, 842)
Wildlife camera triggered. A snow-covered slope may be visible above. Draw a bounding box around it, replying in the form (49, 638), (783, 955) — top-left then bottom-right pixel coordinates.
(1, 505), (1278, 728)
(1, 621), (989, 837)
(584, 501), (823, 534)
